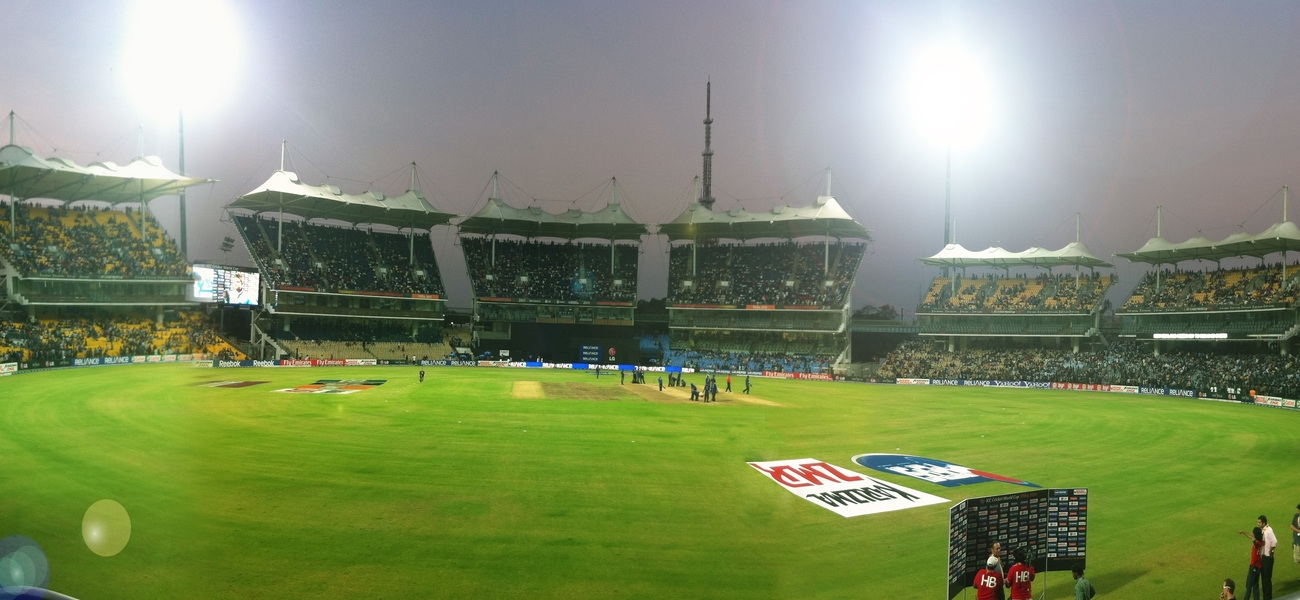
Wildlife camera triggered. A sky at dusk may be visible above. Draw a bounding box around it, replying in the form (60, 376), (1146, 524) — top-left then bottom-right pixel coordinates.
(4, 1), (1300, 311)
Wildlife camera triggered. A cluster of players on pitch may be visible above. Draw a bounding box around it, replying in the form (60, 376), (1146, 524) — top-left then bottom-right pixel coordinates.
(973, 543), (1095, 600)
(614, 367), (753, 402)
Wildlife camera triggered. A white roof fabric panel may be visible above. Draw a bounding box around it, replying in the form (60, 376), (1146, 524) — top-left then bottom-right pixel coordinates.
(0, 144), (211, 204)
(1117, 221), (1300, 264)
(226, 170), (454, 230)
(920, 242), (1112, 268)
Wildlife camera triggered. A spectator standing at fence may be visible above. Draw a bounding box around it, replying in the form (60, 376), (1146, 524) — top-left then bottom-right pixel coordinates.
(1260, 515), (1278, 599)
(1238, 526), (1264, 600)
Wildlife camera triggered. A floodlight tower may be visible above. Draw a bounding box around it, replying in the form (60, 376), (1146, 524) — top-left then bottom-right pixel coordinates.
(700, 80), (716, 211)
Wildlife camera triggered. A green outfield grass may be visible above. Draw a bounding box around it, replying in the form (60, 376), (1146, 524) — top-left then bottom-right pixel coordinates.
(1, 364), (1297, 599)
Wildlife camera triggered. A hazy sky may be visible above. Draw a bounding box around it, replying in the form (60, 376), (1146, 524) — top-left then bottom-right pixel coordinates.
(4, 1), (1300, 311)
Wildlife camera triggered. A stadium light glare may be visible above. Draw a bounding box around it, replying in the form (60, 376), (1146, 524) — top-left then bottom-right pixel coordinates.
(123, 0), (242, 117)
(906, 43), (992, 149)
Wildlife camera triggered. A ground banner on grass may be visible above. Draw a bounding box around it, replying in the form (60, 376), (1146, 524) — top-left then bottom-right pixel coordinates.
(275, 380), (387, 394)
(852, 453), (1041, 488)
(200, 381), (270, 388)
(747, 458), (947, 517)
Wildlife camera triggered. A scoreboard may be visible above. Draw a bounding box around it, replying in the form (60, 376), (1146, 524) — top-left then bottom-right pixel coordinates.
(946, 488), (1088, 599)
(192, 265), (260, 305)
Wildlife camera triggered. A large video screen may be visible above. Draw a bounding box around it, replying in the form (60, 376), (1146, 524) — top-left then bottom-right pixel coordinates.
(193, 266), (260, 305)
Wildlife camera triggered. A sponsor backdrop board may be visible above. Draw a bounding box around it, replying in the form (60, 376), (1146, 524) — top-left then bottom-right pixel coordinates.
(852, 454), (1040, 488)
(946, 488), (1088, 599)
(747, 458), (947, 518)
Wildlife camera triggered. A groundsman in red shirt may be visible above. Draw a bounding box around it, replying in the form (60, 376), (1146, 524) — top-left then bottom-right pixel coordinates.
(1006, 548), (1036, 600)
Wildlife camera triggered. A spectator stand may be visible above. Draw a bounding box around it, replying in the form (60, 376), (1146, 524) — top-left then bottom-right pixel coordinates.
(1115, 204), (1300, 353)
(916, 219), (1115, 353)
(457, 174), (647, 362)
(658, 174), (870, 373)
(226, 155), (455, 359)
(0, 113), (210, 317)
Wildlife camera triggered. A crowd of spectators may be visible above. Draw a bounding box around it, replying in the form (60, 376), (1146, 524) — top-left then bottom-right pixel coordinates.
(661, 329), (845, 373)
(461, 237), (638, 302)
(877, 340), (1299, 399)
(0, 202), (189, 278)
(1123, 264), (1300, 311)
(661, 348), (833, 374)
(667, 242), (864, 307)
(0, 311), (241, 363)
(920, 272), (1113, 313)
(233, 215), (445, 296)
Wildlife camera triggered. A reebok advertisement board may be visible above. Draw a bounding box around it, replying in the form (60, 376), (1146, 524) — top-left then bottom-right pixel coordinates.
(946, 488), (1089, 599)
(747, 458), (947, 518)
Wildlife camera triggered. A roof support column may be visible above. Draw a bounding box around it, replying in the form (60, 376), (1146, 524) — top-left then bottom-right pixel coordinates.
(409, 229), (415, 266)
(277, 207), (283, 254)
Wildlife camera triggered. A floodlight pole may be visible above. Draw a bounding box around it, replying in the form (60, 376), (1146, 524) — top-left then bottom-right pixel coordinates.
(943, 147), (952, 276)
(277, 141), (286, 254)
(1076, 213), (1082, 287)
(8, 112), (14, 233)
(409, 162), (418, 266)
(491, 171), (500, 267)
(178, 110), (187, 259)
(1156, 206), (1162, 294)
(610, 177), (618, 273)
(825, 168), (832, 275)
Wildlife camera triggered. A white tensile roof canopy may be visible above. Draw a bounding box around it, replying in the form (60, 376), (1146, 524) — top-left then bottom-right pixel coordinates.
(658, 195), (870, 241)
(1116, 221), (1300, 264)
(0, 144), (211, 204)
(919, 241), (1113, 269)
(226, 169), (455, 231)
(457, 177), (649, 241)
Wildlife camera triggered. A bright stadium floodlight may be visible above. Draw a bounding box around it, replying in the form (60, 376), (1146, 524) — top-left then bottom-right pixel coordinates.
(907, 43), (992, 150)
(123, 0), (242, 117)
(906, 42), (993, 252)
(123, 0), (241, 258)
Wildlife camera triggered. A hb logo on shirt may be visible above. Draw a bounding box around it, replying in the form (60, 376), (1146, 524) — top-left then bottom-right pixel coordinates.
(980, 574), (998, 588)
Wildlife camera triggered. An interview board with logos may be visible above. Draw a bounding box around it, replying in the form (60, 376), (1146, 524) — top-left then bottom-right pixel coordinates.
(946, 488), (1088, 599)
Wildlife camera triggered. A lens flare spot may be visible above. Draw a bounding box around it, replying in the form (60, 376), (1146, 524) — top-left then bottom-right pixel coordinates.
(82, 500), (131, 557)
